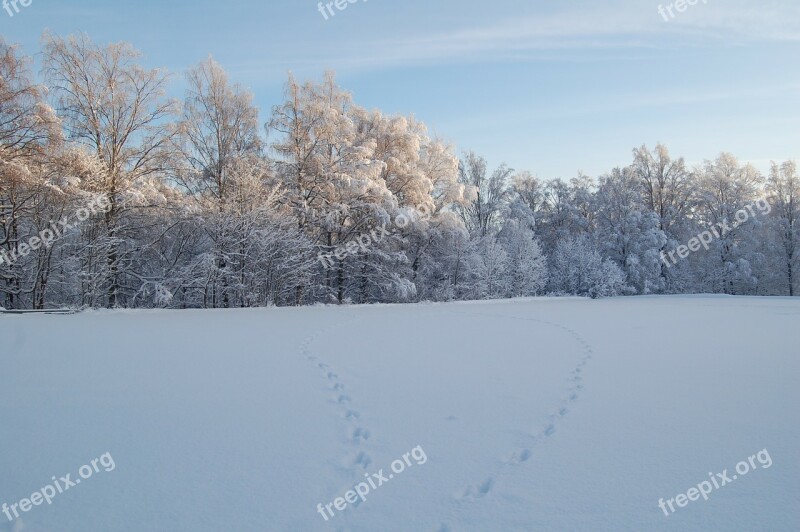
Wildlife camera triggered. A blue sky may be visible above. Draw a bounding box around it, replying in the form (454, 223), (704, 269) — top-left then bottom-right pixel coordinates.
(1, 0), (798, 178)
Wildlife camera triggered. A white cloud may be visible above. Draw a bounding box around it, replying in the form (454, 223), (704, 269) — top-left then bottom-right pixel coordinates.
(308, 1), (800, 71)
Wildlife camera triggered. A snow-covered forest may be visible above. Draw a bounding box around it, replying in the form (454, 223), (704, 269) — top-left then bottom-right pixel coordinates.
(2, 34), (798, 310)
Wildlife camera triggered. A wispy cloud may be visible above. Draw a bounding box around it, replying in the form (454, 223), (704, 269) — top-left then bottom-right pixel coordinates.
(255, 0), (800, 75)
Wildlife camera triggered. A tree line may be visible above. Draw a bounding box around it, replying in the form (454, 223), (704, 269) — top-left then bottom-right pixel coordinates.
(1, 34), (797, 309)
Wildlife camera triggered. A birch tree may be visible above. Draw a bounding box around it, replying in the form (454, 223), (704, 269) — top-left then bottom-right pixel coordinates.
(766, 160), (799, 295)
(43, 33), (176, 307)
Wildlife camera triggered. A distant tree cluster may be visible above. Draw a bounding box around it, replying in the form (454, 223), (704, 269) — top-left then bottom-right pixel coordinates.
(1, 34), (797, 309)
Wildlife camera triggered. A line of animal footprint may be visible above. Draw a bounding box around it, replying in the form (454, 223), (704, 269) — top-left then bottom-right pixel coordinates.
(455, 311), (594, 501)
(298, 313), (375, 474)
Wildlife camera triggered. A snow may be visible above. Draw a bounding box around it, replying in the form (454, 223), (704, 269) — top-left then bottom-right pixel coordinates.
(1, 296), (798, 531)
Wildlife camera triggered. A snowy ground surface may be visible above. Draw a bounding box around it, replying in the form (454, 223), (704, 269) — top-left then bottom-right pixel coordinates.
(1, 296), (798, 531)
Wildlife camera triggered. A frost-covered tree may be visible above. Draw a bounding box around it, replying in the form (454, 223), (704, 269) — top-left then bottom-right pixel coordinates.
(594, 167), (665, 294)
(510, 171), (546, 229)
(0, 41), (61, 309)
(456, 152), (511, 237)
(473, 236), (508, 299)
(269, 73), (391, 302)
(536, 177), (592, 253)
(43, 33), (176, 307)
(172, 56), (270, 307)
(630, 144), (695, 289)
(175, 57), (263, 206)
(550, 236), (628, 298)
(498, 220), (548, 297)
(268, 73), (469, 304)
(693, 153), (762, 294)
(765, 160), (799, 296)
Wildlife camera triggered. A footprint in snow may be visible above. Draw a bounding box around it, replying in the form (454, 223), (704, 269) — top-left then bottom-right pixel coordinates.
(458, 478), (494, 500)
(351, 427), (370, 442)
(352, 451), (372, 469)
(505, 448), (532, 465)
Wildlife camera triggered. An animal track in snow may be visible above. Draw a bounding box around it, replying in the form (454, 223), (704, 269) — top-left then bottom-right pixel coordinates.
(351, 427), (371, 442)
(458, 477), (494, 500)
(454, 310), (596, 500)
(299, 313), (375, 476)
(505, 448), (532, 465)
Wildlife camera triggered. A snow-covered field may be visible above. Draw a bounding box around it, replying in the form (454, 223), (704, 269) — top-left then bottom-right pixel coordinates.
(1, 296), (798, 531)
